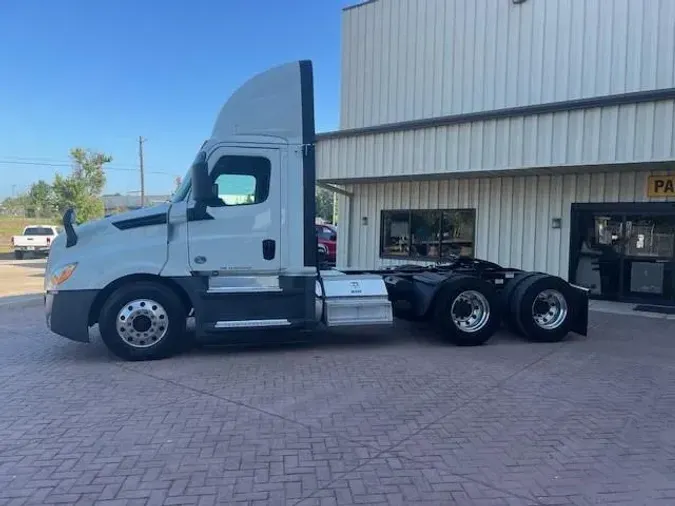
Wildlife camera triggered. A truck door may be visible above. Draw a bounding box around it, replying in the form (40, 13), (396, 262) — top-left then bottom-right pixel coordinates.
(186, 144), (281, 276)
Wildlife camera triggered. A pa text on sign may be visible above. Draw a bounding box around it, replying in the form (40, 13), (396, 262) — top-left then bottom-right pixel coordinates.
(647, 176), (675, 198)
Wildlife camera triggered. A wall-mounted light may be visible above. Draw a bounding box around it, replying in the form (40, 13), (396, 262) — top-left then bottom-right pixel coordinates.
(513, 0), (528, 4)
(362, 217), (368, 226)
(551, 217), (562, 229)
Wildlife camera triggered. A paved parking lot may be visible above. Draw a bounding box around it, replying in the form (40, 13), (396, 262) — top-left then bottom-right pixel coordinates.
(1, 288), (674, 506)
(0, 258), (46, 299)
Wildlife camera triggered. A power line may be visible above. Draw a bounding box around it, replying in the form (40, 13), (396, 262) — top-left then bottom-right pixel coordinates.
(0, 155), (140, 170)
(0, 158), (177, 176)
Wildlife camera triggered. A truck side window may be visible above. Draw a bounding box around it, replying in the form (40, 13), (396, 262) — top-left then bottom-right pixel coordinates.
(211, 155), (271, 206)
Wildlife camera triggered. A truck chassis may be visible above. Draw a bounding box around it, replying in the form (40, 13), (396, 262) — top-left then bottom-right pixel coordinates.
(334, 256), (589, 347)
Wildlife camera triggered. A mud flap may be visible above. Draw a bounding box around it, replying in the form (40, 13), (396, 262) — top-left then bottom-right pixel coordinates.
(568, 283), (590, 336)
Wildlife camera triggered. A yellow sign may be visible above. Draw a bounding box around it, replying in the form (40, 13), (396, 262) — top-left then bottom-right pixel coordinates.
(647, 175), (675, 198)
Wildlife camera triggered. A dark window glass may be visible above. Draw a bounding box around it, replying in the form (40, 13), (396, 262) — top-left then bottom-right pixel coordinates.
(410, 211), (441, 258)
(381, 211), (411, 257)
(24, 227), (54, 235)
(441, 210), (475, 258)
(317, 226), (336, 241)
(380, 209), (476, 260)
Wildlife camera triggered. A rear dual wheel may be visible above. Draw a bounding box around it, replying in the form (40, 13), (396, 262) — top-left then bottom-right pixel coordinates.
(433, 275), (501, 346)
(504, 273), (574, 343)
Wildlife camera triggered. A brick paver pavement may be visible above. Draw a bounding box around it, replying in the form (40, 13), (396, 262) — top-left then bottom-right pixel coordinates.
(0, 300), (674, 505)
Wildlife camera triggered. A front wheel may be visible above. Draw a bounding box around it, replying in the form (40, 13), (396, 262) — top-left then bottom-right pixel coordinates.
(433, 275), (501, 346)
(98, 281), (188, 361)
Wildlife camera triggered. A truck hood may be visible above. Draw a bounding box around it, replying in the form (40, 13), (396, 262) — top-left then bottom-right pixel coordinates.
(79, 203), (170, 241)
(48, 203), (170, 267)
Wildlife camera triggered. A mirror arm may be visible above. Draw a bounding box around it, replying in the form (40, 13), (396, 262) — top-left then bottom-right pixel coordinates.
(63, 208), (78, 248)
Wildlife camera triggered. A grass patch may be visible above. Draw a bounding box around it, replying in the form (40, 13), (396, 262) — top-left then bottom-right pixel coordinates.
(0, 217), (59, 253)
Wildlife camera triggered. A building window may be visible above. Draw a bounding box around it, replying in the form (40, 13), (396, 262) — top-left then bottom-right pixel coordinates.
(380, 209), (476, 260)
(212, 155), (271, 205)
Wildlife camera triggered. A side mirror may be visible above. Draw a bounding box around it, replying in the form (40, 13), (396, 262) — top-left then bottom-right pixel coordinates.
(190, 151), (214, 203)
(63, 208), (78, 248)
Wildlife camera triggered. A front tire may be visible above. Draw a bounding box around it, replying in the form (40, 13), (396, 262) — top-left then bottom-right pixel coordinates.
(433, 275), (501, 346)
(98, 281), (187, 361)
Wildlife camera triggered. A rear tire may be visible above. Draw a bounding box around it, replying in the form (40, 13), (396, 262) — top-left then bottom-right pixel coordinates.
(14, 251), (24, 260)
(433, 275), (501, 346)
(98, 281), (188, 361)
(500, 272), (540, 334)
(512, 274), (574, 343)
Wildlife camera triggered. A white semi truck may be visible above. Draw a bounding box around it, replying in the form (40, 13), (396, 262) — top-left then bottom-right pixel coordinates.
(44, 60), (589, 361)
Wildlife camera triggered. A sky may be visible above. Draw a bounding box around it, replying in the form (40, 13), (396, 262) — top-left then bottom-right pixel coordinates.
(0, 0), (352, 199)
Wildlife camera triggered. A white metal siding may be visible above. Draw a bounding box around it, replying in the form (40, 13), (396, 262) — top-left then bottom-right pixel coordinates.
(317, 100), (675, 181)
(337, 169), (675, 277)
(341, 0), (675, 129)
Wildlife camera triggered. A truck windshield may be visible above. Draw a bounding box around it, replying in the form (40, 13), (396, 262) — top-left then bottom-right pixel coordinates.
(24, 227), (54, 235)
(171, 171), (191, 203)
(172, 144), (208, 203)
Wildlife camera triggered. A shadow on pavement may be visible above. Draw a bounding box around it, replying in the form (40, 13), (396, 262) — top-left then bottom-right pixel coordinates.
(0, 250), (49, 259)
(43, 317), (559, 364)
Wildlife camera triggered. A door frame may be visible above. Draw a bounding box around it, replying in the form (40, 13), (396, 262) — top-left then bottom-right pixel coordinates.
(569, 202), (675, 305)
(187, 143), (283, 276)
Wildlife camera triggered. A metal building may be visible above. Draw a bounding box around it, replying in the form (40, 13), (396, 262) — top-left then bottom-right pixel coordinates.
(316, 0), (675, 306)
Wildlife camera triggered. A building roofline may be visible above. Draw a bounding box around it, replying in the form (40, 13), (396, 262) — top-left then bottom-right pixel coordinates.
(316, 161), (672, 186)
(317, 87), (675, 141)
(342, 0), (378, 12)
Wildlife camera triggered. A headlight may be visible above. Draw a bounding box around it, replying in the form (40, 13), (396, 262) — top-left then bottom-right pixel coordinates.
(45, 263), (78, 291)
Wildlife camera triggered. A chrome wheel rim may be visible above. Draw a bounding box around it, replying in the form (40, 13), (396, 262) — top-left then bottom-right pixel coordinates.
(532, 289), (568, 330)
(450, 290), (490, 333)
(116, 299), (168, 348)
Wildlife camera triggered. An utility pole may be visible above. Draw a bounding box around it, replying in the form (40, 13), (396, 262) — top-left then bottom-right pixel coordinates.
(138, 136), (146, 207)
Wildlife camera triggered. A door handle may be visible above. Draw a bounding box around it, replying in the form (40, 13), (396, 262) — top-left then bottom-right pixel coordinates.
(262, 239), (276, 261)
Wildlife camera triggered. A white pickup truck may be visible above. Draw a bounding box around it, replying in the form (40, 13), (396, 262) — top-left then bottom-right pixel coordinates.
(12, 225), (60, 259)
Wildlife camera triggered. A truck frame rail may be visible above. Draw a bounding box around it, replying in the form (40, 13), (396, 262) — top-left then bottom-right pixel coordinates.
(333, 256), (589, 346)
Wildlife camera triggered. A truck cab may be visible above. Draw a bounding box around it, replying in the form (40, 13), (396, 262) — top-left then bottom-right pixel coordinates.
(44, 61), (394, 360)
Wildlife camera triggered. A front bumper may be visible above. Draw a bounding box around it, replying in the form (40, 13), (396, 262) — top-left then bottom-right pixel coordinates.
(45, 289), (98, 343)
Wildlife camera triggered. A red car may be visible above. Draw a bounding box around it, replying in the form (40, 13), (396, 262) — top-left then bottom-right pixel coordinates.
(316, 223), (337, 264)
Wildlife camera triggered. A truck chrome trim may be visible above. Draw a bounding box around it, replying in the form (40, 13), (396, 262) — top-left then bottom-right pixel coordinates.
(532, 289), (569, 330)
(214, 319), (291, 329)
(116, 298), (169, 348)
(207, 286), (283, 294)
(450, 290), (490, 333)
(208, 275), (282, 293)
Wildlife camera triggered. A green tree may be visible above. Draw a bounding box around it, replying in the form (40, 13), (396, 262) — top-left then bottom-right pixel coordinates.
(1, 194), (30, 216)
(52, 148), (112, 224)
(316, 188), (335, 223)
(26, 180), (54, 218)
